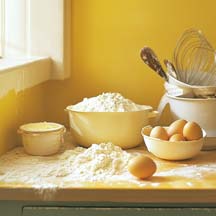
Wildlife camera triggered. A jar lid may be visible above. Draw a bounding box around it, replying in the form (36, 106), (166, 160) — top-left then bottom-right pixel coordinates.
(19, 122), (65, 133)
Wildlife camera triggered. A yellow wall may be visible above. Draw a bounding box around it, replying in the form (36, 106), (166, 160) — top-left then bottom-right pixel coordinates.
(0, 84), (45, 155)
(44, 0), (216, 126)
(1, 0), (216, 155)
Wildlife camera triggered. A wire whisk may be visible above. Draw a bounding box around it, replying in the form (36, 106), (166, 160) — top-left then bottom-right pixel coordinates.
(173, 28), (216, 86)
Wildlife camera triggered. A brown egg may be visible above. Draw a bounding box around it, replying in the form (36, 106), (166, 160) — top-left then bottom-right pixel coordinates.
(167, 119), (187, 137)
(150, 126), (169, 140)
(128, 155), (156, 179)
(183, 122), (203, 141)
(143, 126), (152, 136)
(169, 133), (186, 142)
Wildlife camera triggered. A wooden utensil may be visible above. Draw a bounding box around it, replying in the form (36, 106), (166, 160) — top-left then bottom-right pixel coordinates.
(140, 46), (168, 82)
(164, 59), (178, 79)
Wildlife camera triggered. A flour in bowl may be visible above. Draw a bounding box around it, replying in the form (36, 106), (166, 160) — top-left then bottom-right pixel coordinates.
(69, 92), (151, 112)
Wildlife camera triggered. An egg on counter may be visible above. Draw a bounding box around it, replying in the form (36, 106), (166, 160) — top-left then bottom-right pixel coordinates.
(150, 126), (169, 141)
(167, 119), (187, 137)
(128, 155), (157, 179)
(183, 121), (203, 141)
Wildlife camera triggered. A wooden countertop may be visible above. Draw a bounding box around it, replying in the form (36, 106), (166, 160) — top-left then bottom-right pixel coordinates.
(0, 139), (216, 203)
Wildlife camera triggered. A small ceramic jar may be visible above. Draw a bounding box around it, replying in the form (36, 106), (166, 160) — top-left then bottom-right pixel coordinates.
(18, 122), (66, 156)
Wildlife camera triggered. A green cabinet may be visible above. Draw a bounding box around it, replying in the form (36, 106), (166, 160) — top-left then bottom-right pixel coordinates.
(22, 207), (216, 216)
(1, 201), (216, 216)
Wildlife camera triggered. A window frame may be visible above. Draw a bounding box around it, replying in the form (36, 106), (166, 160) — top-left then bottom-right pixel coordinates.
(0, 0), (71, 80)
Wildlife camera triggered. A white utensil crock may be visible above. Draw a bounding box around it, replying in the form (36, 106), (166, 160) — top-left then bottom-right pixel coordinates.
(158, 94), (216, 150)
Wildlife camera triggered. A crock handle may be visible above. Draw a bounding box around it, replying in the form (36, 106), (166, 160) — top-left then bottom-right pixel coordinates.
(148, 110), (159, 119)
(156, 93), (169, 122)
(17, 129), (23, 134)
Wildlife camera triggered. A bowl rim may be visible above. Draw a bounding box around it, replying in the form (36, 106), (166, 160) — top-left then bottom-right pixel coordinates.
(168, 74), (216, 88)
(166, 93), (216, 101)
(141, 126), (206, 143)
(65, 105), (153, 113)
(18, 122), (65, 134)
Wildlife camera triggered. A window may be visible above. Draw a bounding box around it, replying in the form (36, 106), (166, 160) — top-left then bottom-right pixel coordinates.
(0, 0), (71, 79)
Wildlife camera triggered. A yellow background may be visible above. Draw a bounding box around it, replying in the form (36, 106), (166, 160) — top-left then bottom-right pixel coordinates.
(44, 0), (216, 125)
(1, 0), (216, 154)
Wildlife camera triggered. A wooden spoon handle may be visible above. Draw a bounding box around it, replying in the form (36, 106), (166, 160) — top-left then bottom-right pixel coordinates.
(164, 59), (178, 79)
(140, 47), (168, 82)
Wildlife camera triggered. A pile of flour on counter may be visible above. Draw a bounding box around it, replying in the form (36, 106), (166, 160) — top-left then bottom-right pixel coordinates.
(0, 141), (216, 193)
(0, 142), (138, 188)
(70, 92), (151, 112)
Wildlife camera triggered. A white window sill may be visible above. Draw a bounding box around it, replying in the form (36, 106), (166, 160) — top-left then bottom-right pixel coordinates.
(0, 57), (51, 97)
(0, 56), (51, 72)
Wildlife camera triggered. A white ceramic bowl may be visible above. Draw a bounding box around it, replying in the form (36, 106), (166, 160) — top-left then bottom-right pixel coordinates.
(167, 74), (216, 98)
(18, 122), (65, 156)
(141, 126), (205, 160)
(66, 106), (158, 149)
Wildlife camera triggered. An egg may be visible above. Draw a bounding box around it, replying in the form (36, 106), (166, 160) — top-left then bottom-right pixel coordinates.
(183, 121), (203, 141)
(142, 125), (152, 136)
(167, 119), (187, 137)
(128, 155), (156, 179)
(150, 126), (169, 140)
(169, 133), (186, 142)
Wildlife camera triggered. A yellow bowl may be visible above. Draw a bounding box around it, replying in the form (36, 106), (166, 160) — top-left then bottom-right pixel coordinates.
(141, 126), (206, 160)
(66, 106), (158, 149)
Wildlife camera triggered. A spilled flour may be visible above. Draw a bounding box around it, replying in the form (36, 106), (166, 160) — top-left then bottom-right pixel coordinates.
(0, 142), (137, 188)
(0, 140), (216, 198)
